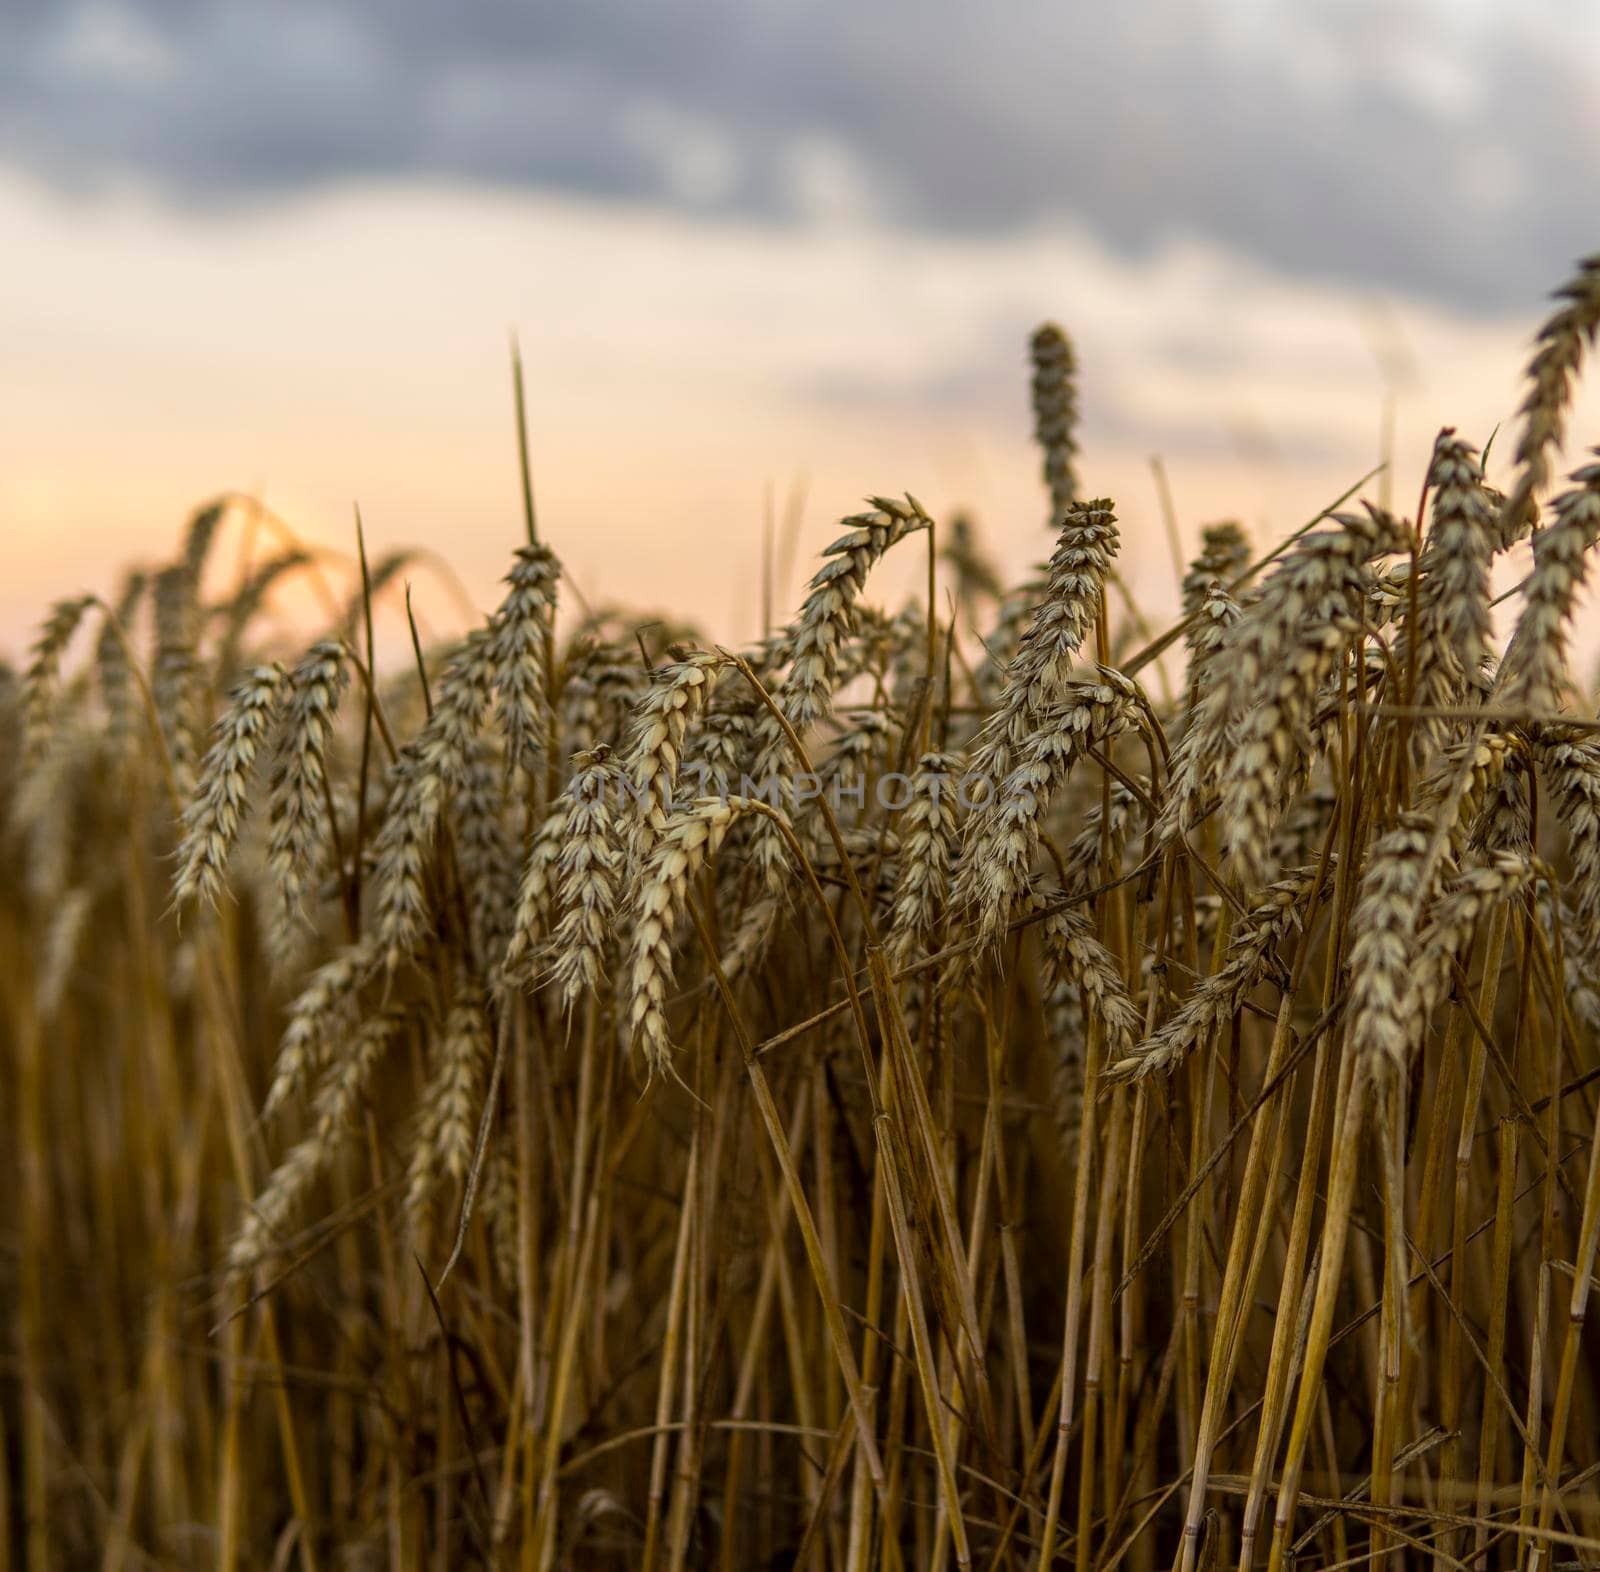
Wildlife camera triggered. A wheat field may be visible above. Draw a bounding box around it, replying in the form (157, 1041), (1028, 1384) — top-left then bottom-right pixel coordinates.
(5, 257), (1600, 1571)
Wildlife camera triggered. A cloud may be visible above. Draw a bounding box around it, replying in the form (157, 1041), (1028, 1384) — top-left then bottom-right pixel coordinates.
(1, 0), (1597, 311)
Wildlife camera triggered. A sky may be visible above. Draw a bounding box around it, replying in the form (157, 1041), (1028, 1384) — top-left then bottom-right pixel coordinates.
(3, 0), (1599, 655)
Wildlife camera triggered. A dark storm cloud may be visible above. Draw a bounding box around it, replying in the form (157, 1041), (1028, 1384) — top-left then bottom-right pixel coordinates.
(2, 0), (1596, 311)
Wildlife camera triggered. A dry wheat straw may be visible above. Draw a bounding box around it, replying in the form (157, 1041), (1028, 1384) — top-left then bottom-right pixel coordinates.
(18, 245), (1600, 1572)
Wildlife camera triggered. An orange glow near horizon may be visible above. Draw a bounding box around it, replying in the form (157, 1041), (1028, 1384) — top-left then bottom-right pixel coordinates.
(3, 169), (1596, 664)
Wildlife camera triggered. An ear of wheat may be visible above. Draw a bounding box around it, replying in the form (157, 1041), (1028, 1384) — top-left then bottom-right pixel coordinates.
(1407, 430), (1496, 762)
(1031, 322), (1081, 519)
(628, 796), (781, 1076)
(967, 499), (1120, 789)
(492, 541), (560, 781)
(264, 641), (349, 960)
(547, 746), (626, 1011)
(174, 663), (287, 909)
(24, 595), (97, 761)
(1181, 520), (1251, 615)
(1498, 455), (1600, 715)
(371, 629), (497, 973)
